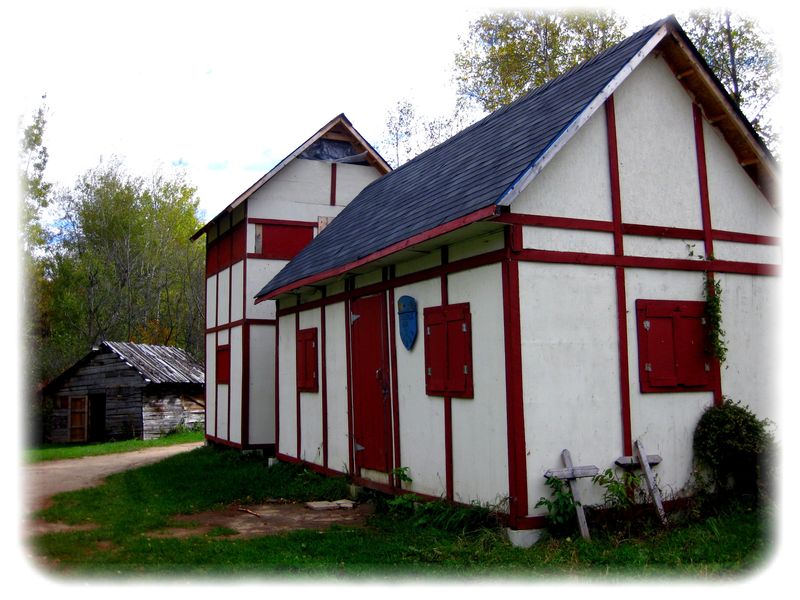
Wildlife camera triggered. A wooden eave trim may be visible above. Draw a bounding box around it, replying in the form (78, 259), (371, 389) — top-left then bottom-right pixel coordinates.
(659, 26), (778, 205)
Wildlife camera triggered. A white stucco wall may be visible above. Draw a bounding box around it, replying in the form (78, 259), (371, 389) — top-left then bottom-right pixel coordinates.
(523, 226), (614, 254)
(229, 325), (243, 444)
(246, 158), (382, 222)
(249, 324), (276, 445)
(716, 273), (779, 428)
(394, 277), (447, 497)
(205, 333), (216, 438)
(512, 106), (612, 220)
(624, 268), (713, 497)
(614, 54), (702, 229)
(324, 301), (350, 473)
(206, 275), (217, 327)
(703, 120), (779, 237)
(230, 261), (244, 323)
(217, 268), (230, 326)
(519, 262), (623, 514)
(299, 309), (324, 465)
(246, 260), (283, 320)
(277, 315), (297, 458)
(447, 264), (510, 506)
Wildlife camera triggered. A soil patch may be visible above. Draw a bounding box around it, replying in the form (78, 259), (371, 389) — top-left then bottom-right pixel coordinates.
(151, 500), (375, 539)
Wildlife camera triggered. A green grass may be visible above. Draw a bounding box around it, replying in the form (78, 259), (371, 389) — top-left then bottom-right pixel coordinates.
(28, 446), (774, 579)
(25, 429), (205, 463)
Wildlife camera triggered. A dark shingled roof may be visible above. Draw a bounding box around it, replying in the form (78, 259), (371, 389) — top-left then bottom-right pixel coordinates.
(256, 18), (671, 300)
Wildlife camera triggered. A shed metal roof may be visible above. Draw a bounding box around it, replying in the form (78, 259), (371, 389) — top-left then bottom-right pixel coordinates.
(103, 342), (205, 385)
(255, 16), (776, 301)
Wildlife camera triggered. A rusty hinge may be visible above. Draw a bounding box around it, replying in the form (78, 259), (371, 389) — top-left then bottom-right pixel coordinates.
(643, 320), (651, 331)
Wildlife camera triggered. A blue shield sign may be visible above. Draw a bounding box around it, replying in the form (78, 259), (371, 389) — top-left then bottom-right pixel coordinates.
(397, 295), (418, 350)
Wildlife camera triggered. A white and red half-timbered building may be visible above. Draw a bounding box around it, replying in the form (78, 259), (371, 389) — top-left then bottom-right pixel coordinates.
(192, 115), (390, 451)
(255, 18), (779, 543)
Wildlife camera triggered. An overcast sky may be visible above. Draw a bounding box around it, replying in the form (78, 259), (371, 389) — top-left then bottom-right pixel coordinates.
(7, 0), (787, 223)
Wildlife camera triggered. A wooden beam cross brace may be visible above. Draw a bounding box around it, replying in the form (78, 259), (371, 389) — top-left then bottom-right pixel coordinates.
(544, 449), (598, 541)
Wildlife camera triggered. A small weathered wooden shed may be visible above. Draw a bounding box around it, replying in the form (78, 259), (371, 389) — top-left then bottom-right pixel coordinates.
(254, 17), (779, 541)
(43, 342), (205, 442)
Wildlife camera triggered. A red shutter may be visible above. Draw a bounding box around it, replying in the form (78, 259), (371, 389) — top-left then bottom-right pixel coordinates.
(231, 221), (246, 262)
(296, 328), (318, 393)
(262, 224), (314, 259)
(424, 308), (447, 395)
(216, 345), (231, 385)
(424, 303), (474, 398)
(636, 299), (714, 393)
(218, 231), (231, 268)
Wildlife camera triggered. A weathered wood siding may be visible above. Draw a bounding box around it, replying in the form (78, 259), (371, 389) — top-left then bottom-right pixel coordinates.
(142, 386), (205, 439)
(48, 349), (204, 442)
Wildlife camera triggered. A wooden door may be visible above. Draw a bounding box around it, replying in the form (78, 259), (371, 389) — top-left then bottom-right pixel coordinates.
(69, 396), (88, 443)
(350, 294), (391, 473)
(89, 393), (106, 441)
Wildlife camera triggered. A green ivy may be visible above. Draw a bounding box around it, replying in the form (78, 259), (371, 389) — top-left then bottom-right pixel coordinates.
(703, 275), (728, 363)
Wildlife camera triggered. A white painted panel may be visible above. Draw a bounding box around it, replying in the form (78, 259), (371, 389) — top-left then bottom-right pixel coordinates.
(447, 264), (509, 506)
(513, 107), (612, 221)
(394, 277), (446, 497)
(325, 302), (350, 473)
(299, 309), (324, 465)
(246, 259), (283, 320)
(519, 262), (622, 513)
(217, 329), (229, 345)
(216, 384), (229, 440)
(625, 269), (713, 496)
(334, 163), (383, 207)
(623, 235), (708, 261)
(229, 326), (243, 444)
(205, 333), (216, 438)
(394, 251), (441, 277)
(249, 324), (276, 446)
(355, 269), (383, 289)
(614, 54), (701, 229)
(217, 268), (230, 325)
(230, 261), (244, 323)
(448, 231), (505, 262)
(713, 241), (782, 265)
(277, 316), (297, 457)
(206, 275), (217, 328)
(523, 226), (614, 254)
(703, 120), (779, 236)
(717, 273), (779, 428)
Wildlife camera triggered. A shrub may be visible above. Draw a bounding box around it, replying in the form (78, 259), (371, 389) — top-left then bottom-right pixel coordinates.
(693, 399), (773, 498)
(535, 476), (578, 537)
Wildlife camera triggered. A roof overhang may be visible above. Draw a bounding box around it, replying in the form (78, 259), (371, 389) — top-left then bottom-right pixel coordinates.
(498, 17), (778, 209)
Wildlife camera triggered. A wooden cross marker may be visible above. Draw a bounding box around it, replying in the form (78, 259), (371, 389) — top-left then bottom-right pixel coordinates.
(633, 440), (667, 526)
(544, 449), (598, 541)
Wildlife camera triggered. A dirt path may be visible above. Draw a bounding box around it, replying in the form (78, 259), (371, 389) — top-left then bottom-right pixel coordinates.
(24, 442), (373, 538)
(24, 441), (205, 513)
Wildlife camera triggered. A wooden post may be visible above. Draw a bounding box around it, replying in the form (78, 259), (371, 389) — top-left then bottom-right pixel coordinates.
(634, 440), (667, 525)
(561, 449), (591, 541)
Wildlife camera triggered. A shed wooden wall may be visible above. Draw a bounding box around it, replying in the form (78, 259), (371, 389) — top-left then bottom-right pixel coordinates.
(48, 351), (146, 442)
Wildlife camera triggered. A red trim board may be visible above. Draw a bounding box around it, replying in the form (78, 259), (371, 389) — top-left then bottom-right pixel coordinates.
(502, 226), (529, 527)
(606, 96), (633, 457)
(258, 205), (501, 301)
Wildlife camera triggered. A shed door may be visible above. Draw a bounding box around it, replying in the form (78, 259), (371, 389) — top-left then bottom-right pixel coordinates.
(350, 294), (391, 473)
(69, 396), (88, 443)
(89, 393), (106, 441)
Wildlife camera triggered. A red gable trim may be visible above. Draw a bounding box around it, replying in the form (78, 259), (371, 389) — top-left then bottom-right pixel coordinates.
(257, 205), (501, 302)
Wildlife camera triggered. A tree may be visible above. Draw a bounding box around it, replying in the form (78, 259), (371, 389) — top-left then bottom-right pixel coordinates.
(382, 99), (417, 168)
(682, 10), (778, 153)
(453, 10), (627, 112)
(40, 159), (205, 381)
(18, 95), (51, 254)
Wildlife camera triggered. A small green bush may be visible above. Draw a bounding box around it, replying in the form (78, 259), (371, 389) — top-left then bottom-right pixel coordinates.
(535, 476), (578, 536)
(693, 399), (773, 497)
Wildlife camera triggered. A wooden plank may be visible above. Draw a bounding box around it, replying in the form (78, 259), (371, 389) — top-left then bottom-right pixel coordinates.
(615, 454), (662, 468)
(634, 440), (667, 525)
(561, 449), (591, 541)
(544, 465), (599, 480)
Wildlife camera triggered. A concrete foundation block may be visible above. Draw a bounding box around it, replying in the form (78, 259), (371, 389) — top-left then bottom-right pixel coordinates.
(506, 527), (544, 548)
